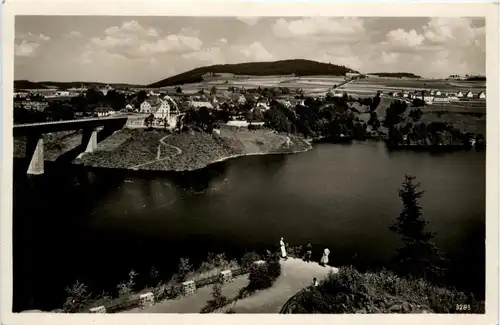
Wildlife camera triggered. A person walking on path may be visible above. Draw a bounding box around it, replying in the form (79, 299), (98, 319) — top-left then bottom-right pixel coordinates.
(312, 277), (319, 287)
(305, 241), (313, 262)
(320, 247), (330, 267)
(280, 237), (288, 260)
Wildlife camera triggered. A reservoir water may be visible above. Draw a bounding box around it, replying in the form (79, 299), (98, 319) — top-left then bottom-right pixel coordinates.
(12, 141), (486, 311)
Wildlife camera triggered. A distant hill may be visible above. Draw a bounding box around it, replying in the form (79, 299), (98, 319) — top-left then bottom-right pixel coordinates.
(14, 80), (143, 90)
(148, 59), (358, 88)
(14, 80), (49, 90)
(368, 73), (422, 79)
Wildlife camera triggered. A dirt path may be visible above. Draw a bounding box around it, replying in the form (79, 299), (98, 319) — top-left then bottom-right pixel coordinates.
(131, 135), (182, 169)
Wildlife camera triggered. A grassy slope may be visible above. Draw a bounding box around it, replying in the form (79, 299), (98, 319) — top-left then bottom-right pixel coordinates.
(148, 59), (358, 88)
(75, 127), (310, 172)
(285, 266), (483, 314)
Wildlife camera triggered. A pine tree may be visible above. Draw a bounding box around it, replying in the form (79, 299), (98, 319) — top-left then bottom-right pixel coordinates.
(389, 174), (446, 281)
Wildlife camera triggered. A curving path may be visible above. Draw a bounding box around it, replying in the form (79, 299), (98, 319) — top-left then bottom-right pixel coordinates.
(131, 135), (182, 169)
(125, 258), (338, 314)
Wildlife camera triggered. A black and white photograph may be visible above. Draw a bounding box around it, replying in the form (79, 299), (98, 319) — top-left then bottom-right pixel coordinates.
(1, 2), (499, 325)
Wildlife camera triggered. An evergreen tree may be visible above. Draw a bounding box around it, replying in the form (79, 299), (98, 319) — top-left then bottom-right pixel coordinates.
(389, 175), (446, 281)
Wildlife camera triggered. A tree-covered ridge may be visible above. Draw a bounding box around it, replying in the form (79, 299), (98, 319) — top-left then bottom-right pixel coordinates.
(148, 59), (358, 88)
(14, 80), (143, 90)
(368, 73), (422, 78)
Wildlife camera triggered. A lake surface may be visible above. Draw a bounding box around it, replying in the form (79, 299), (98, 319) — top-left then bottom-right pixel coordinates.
(12, 141), (486, 311)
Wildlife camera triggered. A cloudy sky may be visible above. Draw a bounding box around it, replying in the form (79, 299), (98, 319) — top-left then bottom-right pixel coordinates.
(15, 16), (485, 84)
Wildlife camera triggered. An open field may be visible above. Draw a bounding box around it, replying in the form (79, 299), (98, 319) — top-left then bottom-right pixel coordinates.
(350, 77), (486, 93)
(421, 113), (486, 135)
(168, 75), (348, 93)
(427, 100), (486, 115)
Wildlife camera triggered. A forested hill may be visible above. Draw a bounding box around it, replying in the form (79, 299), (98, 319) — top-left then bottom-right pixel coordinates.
(148, 59), (358, 88)
(14, 80), (143, 90)
(368, 72), (422, 78)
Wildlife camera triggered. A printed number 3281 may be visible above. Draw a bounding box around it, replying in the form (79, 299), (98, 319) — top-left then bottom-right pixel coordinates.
(456, 304), (471, 311)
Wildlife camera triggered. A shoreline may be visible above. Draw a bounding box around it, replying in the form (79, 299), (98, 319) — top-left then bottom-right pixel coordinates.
(75, 129), (314, 173)
(175, 136), (314, 172)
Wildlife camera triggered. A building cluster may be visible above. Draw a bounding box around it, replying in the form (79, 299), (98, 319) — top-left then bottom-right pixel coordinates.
(15, 82), (311, 128)
(389, 89), (486, 104)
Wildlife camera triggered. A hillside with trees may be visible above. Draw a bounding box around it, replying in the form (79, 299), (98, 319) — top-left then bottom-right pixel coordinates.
(14, 80), (142, 90)
(368, 73), (421, 78)
(148, 59), (358, 88)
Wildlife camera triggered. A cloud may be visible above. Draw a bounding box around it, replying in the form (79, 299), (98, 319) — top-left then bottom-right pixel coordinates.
(15, 41), (41, 57)
(16, 32), (51, 42)
(237, 17), (262, 26)
(272, 17), (366, 43)
(15, 17), (485, 84)
(138, 34), (203, 55)
(384, 17), (485, 53)
(231, 42), (273, 61)
(386, 28), (424, 48)
(65, 31), (82, 38)
(80, 20), (204, 64)
(14, 32), (51, 57)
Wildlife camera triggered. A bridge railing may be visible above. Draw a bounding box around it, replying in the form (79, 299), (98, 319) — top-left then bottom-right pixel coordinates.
(13, 116), (128, 128)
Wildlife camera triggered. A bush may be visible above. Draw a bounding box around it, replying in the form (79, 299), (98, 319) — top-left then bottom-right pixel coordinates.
(284, 266), (484, 314)
(62, 281), (92, 313)
(287, 245), (304, 259)
(202, 283), (229, 313)
(241, 252), (261, 269)
(247, 260), (282, 292)
(177, 257), (193, 282)
(116, 269), (138, 297)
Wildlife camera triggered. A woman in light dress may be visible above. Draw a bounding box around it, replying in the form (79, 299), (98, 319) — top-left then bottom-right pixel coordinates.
(280, 237), (287, 259)
(320, 247), (330, 266)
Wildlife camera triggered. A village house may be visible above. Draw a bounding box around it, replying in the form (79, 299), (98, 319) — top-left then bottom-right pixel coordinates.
(254, 99), (270, 111)
(155, 95), (180, 126)
(402, 91), (409, 98)
(478, 91), (486, 99)
(188, 100), (214, 110)
(391, 92), (400, 98)
(14, 92), (29, 98)
(333, 91), (344, 98)
(234, 94), (246, 105)
(100, 85), (114, 96)
(447, 94), (459, 102)
(433, 94), (450, 103)
(422, 91), (434, 103)
(290, 98), (306, 106)
(95, 106), (114, 117)
(457, 91), (464, 98)
(140, 95), (162, 114)
(277, 99), (293, 108)
(435, 90), (442, 96)
(18, 97), (49, 112)
(211, 96), (220, 109)
(466, 91), (474, 98)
